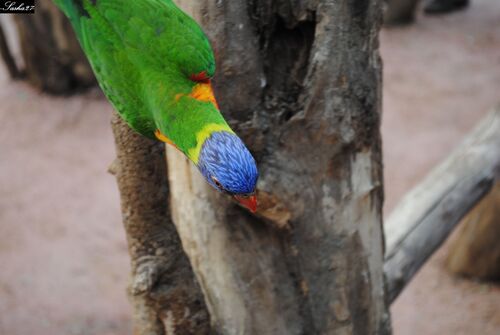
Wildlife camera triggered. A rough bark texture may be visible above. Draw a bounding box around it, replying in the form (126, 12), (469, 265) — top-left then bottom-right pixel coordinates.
(169, 1), (391, 334)
(111, 114), (210, 335)
(446, 183), (500, 281)
(383, 0), (420, 26)
(11, 1), (95, 93)
(384, 108), (500, 302)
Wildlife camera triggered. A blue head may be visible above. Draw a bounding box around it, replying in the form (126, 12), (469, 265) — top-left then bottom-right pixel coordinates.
(197, 131), (259, 211)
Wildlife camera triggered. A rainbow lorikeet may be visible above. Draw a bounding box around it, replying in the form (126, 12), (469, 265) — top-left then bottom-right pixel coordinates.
(53, 0), (258, 211)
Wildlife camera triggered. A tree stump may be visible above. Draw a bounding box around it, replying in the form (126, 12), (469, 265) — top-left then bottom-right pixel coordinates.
(168, 1), (392, 334)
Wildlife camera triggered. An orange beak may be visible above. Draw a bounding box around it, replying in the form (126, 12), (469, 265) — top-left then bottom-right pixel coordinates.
(234, 194), (257, 213)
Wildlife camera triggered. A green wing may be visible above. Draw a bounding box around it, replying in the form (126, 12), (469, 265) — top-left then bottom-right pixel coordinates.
(53, 0), (216, 138)
(92, 0), (215, 78)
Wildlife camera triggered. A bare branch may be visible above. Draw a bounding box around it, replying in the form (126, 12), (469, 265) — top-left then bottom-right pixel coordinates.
(384, 107), (500, 303)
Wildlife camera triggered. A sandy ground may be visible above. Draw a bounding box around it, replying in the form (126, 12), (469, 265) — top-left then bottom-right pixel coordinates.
(0, 0), (499, 334)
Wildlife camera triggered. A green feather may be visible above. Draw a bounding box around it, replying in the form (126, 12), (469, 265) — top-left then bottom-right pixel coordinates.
(52, 0), (230, 159)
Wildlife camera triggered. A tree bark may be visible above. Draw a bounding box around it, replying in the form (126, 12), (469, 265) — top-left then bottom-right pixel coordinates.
(11, 1), (95, 93)
(446, 183), (500, 281)
(110, 114), (210, 335)
(169, 1), (391, 334)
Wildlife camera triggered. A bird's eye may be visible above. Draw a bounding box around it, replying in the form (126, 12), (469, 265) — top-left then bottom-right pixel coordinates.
(211, 176), (224, 190)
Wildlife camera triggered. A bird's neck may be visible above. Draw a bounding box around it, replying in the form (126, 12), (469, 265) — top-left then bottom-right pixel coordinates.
(188, 126), (235, 164)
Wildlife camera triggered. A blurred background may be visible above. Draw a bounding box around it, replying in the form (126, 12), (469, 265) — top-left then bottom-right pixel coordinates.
(0, 0), (499, 334)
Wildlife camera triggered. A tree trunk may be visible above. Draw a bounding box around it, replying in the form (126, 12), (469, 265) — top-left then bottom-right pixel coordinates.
(446, 183), (500, 281)
(168, 1), (391, 334)
(11, 1), (95, 93)
(110, 114), (210, 335)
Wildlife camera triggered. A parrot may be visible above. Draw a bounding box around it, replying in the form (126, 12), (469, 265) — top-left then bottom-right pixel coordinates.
(52, 0), (259, 212)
